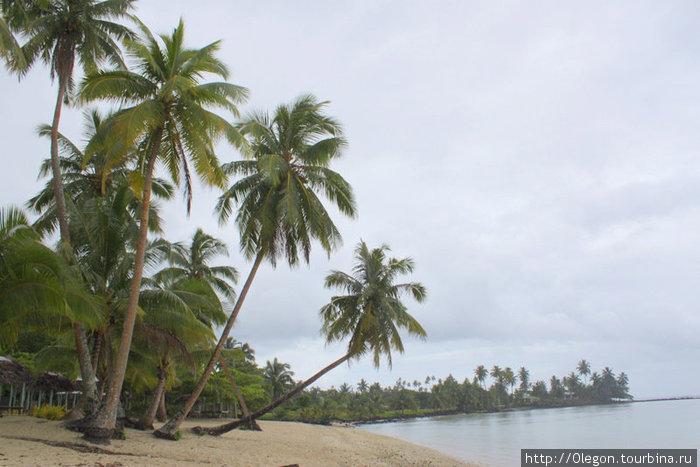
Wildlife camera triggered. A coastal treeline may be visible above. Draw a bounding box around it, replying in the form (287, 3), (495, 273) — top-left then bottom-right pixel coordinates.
(260, 359), (633, 423)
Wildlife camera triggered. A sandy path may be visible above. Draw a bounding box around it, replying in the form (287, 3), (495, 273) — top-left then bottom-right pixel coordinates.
(0, 415), (472, 466)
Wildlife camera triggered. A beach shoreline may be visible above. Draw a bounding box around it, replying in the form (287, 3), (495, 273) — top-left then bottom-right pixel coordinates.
(0, 415), (472, 466)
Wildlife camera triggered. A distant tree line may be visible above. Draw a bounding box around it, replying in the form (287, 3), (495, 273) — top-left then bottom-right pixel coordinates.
(263, 359), (632, 423)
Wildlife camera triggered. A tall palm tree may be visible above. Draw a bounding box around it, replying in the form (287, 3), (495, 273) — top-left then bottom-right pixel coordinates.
(155, 95), (356, 439)
(3, 0), (134, 246)
(263, 358), (294, 400)
(28, 109), (174, 416)
(3, 0), (134, 416)
(194, 240), (426, 436)
(78, 20), (247, 443)
(474, 365), (487, 389)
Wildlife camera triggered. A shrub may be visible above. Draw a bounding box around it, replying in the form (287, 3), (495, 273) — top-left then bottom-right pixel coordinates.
(32, 405), (66, 420)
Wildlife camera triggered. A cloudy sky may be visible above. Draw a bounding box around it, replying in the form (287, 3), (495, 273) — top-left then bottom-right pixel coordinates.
(3, 1), (700, 399)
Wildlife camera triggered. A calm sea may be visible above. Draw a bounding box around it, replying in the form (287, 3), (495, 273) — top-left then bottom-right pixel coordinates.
(358, 399), (700, 466)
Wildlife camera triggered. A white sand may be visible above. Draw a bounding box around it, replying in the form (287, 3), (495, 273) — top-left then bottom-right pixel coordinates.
(0, 415), (472, 466)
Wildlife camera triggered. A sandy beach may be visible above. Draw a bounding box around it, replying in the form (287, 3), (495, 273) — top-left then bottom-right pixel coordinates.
(0, 415), (471, 466)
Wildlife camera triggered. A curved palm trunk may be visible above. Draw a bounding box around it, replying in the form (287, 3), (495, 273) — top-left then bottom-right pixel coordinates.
(82, 130), (163, 444)
(220, 358), (260, 431)
(156, 391), (167, 422)
(153, 252), (264, 439)
(194, 352), (353, 436)
(138, 367), (168, 429)
(49, 78), (99, 418)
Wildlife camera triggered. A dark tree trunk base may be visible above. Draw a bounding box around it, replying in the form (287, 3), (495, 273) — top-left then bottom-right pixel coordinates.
(80, 426), (114, 445)
(152, 428), (179, 440)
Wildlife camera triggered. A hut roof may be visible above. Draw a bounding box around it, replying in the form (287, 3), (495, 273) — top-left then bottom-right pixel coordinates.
(34, 372), (76, 392)
(0, 356), (33, 385)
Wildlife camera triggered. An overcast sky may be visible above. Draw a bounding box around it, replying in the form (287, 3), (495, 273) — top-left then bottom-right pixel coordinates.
(3, 1), (700, 399)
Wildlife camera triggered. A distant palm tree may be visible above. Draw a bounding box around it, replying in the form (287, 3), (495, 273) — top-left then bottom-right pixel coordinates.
(263, 358), (294, 400)
(577, 359), (591, 385)
(518, 366), (530, 392)
(79, 19), (247, 442)
(474, 365), (488, 389)
(502, 367), (516, 395)
(490, 365), (503, 386)
(156, 95), (356, 439)
(194, 240), (426, 435)
(357, 379), (369, 393)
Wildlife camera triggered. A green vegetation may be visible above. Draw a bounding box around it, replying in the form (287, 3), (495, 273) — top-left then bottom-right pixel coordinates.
(265, 360), (632, 424)
(32, 405), (67, 420)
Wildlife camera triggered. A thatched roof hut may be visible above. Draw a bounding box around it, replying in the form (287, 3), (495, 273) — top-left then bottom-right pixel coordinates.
(0, 356), (33, 385)
(34, 372), (76, 392)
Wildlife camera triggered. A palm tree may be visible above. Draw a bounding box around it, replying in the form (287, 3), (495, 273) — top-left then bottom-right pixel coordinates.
(357, 379), (368, 393)
(155, 94), (356, 439)
(153, 229), (238, 300)
(28, 109), (174, 416)
(490, 365), (503, 387)
(577, 359), (591, 385)
(193, 240), (426, 436)
(502, 367), (516, 396)
(78, 20), (247, 442)
(3, 0), (134, 247)
(0, 206), (102, 351)
(474, 365), (487, 389)
(133, 272), (221, 429)
(518, 366), (530, 393)
(263, 358), (294, 400)
(3, 0), (134, 416)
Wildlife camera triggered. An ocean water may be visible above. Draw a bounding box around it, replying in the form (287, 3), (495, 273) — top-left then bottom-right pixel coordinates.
(358, 399), (700, 466)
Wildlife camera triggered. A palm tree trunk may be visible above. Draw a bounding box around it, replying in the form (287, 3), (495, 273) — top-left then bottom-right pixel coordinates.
(220, 358), (260, 430)
(82, 130), (163, 444)
(49, 77), (99, 419)
(156, 391), (167, 422)
(194, 352), (353, 436)
(154, 252), (265, 439)
(138, 368), (168, 429)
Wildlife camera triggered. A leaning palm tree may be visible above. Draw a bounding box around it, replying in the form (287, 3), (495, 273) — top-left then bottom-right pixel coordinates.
(194, 240), (426, 436)
(78, 19), (247, 443)
(155, 94), (356, 439)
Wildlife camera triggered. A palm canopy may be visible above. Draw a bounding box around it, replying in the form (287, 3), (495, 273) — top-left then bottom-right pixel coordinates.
(216, 94), (356, 266)
(320, 241), (427, 367)
(28, 109), (175, 237)
(79, 18), (248, 209)
(2, 0), (134, 84)
(152, 228), (238, 301)
(0, 206), (102, 350)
